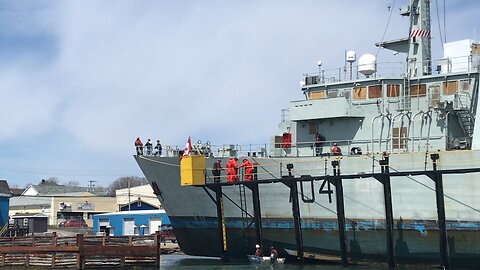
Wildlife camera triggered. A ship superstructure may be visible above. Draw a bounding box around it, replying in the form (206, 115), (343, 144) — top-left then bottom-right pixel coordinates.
(135, 1), (480, 268)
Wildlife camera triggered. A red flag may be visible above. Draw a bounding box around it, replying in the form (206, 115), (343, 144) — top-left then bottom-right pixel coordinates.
(183, 136), (192, 156)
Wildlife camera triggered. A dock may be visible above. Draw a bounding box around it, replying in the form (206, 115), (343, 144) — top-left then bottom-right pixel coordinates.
(0, 232), (162, 269)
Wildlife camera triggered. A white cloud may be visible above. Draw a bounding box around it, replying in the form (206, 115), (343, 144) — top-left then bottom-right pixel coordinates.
(0, 0), (479, 185)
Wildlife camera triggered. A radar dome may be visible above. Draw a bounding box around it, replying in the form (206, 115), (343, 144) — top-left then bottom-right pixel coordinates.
(358, 53), (376, 76)
(346, 50), (356, 63)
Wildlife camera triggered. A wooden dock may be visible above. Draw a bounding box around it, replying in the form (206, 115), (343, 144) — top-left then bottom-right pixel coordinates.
(0, 233), (161, 269)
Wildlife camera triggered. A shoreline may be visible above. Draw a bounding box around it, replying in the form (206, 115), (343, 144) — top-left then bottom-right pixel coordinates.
(162, 242), (184, 255)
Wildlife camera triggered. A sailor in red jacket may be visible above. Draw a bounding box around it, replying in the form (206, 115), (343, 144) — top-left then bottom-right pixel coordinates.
(134, 137), (143, 156)
(238, 158), (253, 181)
(226, 158), (239, 182)
(331, 143), (341, 155)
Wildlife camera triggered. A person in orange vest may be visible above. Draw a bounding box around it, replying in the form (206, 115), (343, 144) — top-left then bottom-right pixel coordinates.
(238, 158), (253, 181)
(331, 143), (341, 155)
(134, 137), (143, 156)
(226, 158), (239, 182)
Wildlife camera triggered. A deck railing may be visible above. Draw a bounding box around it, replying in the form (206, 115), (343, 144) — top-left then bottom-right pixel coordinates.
(303, 56), (480, 86)
(136, 135), (445, 160)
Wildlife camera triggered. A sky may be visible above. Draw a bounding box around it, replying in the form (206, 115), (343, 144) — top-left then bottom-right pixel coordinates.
(0, 0), (478, 188)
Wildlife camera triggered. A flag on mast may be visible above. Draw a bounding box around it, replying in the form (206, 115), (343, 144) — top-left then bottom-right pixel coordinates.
(183, 136), (192, 156)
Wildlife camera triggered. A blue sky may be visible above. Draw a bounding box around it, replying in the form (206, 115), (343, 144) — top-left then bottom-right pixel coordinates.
(0, 0), (478, 188)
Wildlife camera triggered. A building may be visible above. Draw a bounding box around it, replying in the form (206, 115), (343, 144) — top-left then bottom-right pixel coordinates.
(11, 213), (49, 234)
(0, 180), (11, 226)
(115, 184), (161, 210)
(22, 181), (99, 196)
(9, 196), (51, 218)
(10, 182), (116, 227)
(119, 199), (159, 211)
(92, 210), (170, 236)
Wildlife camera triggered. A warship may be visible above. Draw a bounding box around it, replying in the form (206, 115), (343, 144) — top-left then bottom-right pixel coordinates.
(135, 0), (480, 267)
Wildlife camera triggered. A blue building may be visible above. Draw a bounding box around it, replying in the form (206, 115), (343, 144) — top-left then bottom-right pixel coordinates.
(0, 180), (11, 226)
(92, 210), (170, 236)
(119, 199), (159, 211)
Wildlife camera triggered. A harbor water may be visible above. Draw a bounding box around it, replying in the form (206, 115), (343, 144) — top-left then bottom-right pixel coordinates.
(160, 255), (452, 270)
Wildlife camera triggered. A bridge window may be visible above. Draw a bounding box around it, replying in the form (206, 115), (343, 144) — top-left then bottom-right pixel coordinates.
(428, 85), (440, 108)
(328, 91), (338, 98)
(411, 84), (426, 97)
(392, 127), (407, 149)
(387, 84), (400, 97)
(353, 86), (367, 100)
(443, 81), (458, 95)
(459, 79), (470, 93)
(309, 91), (327, 100)
(368, 85), (382, 98)
(308, 122), (316, 134)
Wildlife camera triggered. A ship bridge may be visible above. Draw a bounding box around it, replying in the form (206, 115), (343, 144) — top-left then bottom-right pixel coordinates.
(287, 51), (480, 157)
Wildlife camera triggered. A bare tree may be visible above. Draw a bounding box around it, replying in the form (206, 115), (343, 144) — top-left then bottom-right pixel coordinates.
(107, 176), (148, 196)
(63, 180), (80, 187)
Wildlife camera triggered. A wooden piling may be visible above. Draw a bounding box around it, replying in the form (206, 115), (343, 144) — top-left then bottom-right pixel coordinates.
(76, 234), (84, 270)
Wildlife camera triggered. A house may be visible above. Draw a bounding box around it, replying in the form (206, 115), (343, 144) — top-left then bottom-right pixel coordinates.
(0, 180), (11, 226)
(22, 181), (100, 196)
(10, 182), (116, 227)
(115, 184), (161, 210)
(9, 188), (25, 196)
(92, 210), (170, 236)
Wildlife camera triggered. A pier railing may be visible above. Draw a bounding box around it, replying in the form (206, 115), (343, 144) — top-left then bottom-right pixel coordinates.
(0, 233), (161, 269)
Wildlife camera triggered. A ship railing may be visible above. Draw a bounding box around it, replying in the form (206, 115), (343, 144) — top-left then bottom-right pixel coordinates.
(156, 143), (270, 158)
(454, 92), (471, 110)
(276, 136), (444, 158)
(142, 136), (444, 159)
(201, 137), (445, 183)
(430, 55), (480, 75)
(304, 61), (406, 85)
(303, 55), (480, 86)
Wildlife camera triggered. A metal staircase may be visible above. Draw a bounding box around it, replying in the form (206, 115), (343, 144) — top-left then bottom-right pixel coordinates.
(457, 110), (475, 138)
(454, 81), (477, 145)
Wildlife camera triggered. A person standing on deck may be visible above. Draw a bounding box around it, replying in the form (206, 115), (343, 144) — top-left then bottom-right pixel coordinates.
(270, 246), (278, 262)
(145, 139), (153, 155)
(154, 140), (162, 156)
(255, 244), (262, 256)
(135, 137), (143, 156)
(314, 132), (324, 156)
(212, 159), (223, 183)
(238, 158), (253, 181)
(331, 143), (341, 155)
(226, 158), (238, 182)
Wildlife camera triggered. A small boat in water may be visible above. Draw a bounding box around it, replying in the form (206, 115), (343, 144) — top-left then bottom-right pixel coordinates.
(247, 255), (285, 265)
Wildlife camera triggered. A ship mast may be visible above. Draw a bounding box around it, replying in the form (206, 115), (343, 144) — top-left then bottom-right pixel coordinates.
(376, 0), (432, 78)
(406, 0), (431, 77)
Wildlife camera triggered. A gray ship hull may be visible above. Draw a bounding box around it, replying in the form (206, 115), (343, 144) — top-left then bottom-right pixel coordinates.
(135, 150), (480, 265)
